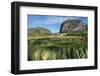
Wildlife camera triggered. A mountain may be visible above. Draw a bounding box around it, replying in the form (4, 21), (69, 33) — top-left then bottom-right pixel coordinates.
(60, 19), (87, 33)
(28, 27), (51, 36)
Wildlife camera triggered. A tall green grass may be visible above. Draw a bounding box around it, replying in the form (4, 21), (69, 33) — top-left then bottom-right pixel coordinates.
(28, 37), (88, 61)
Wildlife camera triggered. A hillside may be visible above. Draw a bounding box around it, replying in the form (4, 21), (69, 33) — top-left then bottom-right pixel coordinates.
(60, 19), (87, 33)
(28, 27), (51, 36)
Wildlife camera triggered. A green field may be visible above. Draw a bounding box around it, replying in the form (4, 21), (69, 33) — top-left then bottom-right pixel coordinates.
(28, 35), (88, 61)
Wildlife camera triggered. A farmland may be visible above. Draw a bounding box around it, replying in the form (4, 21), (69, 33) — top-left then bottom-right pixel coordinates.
(28, 34), (88, 61)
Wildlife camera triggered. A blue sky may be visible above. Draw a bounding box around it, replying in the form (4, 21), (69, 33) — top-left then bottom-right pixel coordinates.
(28, 15), (88, 33)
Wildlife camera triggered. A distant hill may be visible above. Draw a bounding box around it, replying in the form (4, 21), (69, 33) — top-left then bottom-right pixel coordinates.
(28, 27), (51, 36)
(60, 19), (87, 33)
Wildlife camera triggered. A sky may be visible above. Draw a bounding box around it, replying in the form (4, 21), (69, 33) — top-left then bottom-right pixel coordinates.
(28, 15), (88, 33)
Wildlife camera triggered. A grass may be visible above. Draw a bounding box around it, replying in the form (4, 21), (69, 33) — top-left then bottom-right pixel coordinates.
(28, 35), (88, 61)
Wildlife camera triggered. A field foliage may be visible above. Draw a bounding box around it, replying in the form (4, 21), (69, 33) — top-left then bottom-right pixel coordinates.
(28, 35), (87, 61)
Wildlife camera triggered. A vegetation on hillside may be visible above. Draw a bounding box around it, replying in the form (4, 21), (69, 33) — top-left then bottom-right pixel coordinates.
(28, 27), (51, 37)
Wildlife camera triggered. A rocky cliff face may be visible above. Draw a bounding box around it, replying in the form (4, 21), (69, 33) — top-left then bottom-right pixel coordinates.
(60, 20), (86, 33)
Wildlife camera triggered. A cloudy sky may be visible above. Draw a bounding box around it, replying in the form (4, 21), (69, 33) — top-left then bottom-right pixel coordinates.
(28, 15), (88, 33)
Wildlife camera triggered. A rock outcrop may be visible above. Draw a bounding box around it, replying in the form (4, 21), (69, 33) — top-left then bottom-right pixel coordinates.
(60, 19), (86, 33)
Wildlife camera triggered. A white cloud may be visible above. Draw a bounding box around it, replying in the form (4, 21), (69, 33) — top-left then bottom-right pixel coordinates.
(31, 16), (82, 27)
